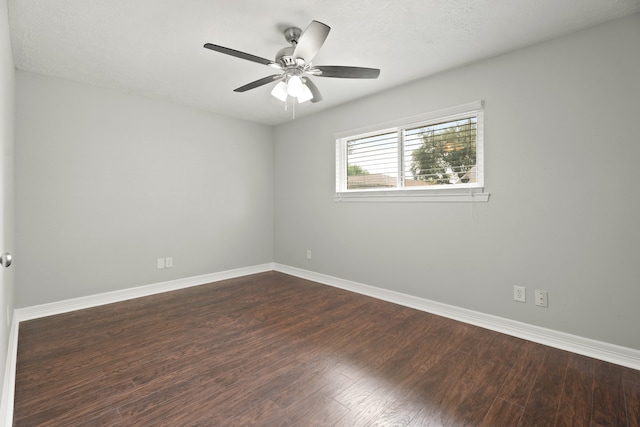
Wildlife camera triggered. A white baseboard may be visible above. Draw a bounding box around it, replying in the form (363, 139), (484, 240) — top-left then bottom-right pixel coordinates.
(14, 263), (274, 322)
(273, 263), (640, 371)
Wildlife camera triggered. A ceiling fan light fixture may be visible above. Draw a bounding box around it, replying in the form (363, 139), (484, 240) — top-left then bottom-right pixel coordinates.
(297, 84), (313, 103)
(271, 81), (288, 102)
(286, 75), (304, 97)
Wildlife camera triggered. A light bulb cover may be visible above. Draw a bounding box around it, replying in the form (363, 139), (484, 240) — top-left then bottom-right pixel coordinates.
(286, 75), (304, 97)
(271, 81), (288, 102)
(297, 84), (313, 103)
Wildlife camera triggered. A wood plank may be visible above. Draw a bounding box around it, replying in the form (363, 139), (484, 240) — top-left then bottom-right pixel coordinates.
(405, 350), (472, 426)
(73, 409), (124, 427)
(364, 334), (459, 426)
(271, 371), (354, 426)
(448, 354), (512, 425)
(518, 348), (570, 427)
(554, 353), (594, 427)
(622, 366), (640, 427)
(497, 340), (549, 407)
(592, 359), (627, 426)
(480, 398), (524, 426)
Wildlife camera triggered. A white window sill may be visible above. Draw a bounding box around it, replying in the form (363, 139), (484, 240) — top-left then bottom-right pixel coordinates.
(334, 190), (490, 203)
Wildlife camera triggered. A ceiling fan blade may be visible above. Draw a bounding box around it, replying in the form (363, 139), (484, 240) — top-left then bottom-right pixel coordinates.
(204, 43), (280, 68)
(292, 21), (330, 63)
(233, 75), (283, 92)
(302, 77), (323, 103)
(313, 66), (380, 79)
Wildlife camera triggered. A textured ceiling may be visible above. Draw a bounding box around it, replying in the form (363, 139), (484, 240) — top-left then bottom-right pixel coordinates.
(8, 0), (640, 125)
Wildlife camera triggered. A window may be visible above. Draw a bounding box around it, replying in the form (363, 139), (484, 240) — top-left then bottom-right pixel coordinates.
(335, 101), (488, 202)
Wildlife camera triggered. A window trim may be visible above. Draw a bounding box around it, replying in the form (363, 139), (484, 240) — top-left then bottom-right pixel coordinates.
(334, 101), (489, 203)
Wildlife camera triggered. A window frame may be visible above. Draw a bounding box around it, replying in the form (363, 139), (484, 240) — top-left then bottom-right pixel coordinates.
(334, 100), (489, 203)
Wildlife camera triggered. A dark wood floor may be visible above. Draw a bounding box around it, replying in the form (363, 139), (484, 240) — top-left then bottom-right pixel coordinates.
(13, 271), (640, 426)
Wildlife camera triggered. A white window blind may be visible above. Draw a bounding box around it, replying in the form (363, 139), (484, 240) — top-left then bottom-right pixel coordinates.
(403, 117), (478, 187)
(335, 101), (487, 202)
(346, 130), (398, 189)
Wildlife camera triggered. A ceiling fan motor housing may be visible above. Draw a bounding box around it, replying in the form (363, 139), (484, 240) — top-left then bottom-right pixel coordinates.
(277, 27), (303, 68)
(276, 46), (297, 67)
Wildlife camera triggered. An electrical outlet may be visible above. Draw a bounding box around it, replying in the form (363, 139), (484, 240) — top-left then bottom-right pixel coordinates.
(165, 257), (173, 268)
(157, 258), (165, 269)
(514, 286), (526, 303)
(535, 290), (548, 307)
(306, 250), (311, 260)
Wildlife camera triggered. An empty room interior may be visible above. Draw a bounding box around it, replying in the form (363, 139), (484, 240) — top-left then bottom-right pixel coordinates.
(1, 0), (640, 425)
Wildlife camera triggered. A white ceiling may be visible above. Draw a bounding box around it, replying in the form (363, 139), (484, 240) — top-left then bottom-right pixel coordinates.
(8, 0), (640, 126)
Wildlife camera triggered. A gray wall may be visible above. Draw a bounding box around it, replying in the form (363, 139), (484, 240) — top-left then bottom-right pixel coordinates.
(0, 0), (15, 398)
(274, 14), (640, 350)
(15, 72), (274, 307)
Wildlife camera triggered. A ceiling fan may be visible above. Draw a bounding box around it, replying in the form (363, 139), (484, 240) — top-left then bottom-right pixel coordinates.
(204, 20), (380, 104)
